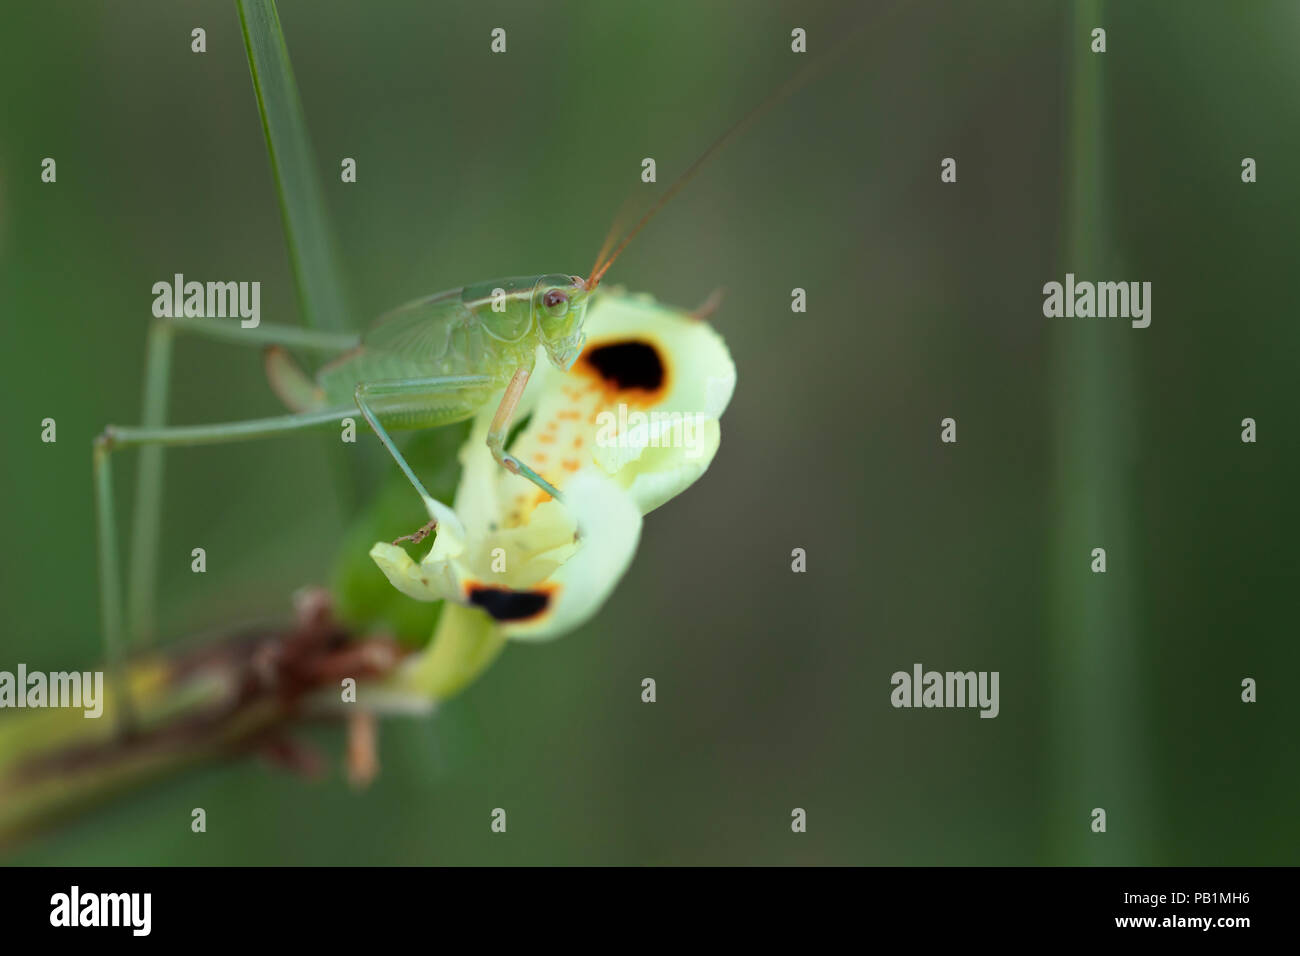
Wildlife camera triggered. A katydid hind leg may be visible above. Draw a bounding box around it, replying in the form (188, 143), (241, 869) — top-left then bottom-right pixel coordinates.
(96, 405), (357, 717)
(93, 437), (135, 736)
(126, 315), (354, 647)
(126, 320), (173, 649)
(162, 315), (358, 353)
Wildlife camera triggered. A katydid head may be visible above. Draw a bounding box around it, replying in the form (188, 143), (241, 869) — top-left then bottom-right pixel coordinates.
(533, 274), (591, 370)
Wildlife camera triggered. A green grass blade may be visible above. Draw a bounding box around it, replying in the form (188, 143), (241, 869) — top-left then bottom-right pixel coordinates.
(1047, 0), (1151, 863)
(236, 0), (350, 332)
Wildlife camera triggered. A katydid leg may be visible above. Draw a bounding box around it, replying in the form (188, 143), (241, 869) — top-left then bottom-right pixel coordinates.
(160, 316), (358, 353)
(126, 317), (357, 647)
(95, 407), (355, 729)
(487, 367), (564, 502)
(353, 376), (494, 537)
(127, 321), (172, 648)
(93, 437), (135, 735)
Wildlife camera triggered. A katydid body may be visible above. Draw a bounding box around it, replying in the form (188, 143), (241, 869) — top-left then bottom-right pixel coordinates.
(318, 274), (590, 411)
(286, 273), (593, 503)
(103, 272), (592, 500)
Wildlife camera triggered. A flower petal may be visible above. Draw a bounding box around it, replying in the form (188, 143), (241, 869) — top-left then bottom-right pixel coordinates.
(593, 416), (722, 513)
(367, 495), (465, 602)
(496, 470), (642, 641)
(536, 292), (736, 420)
(496, 292), (736, 521)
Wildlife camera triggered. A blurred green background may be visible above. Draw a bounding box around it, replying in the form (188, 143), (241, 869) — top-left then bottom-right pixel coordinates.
(1, 0), (1297, 864)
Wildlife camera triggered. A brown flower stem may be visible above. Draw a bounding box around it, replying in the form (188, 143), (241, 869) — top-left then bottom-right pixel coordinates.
(0, 589), (404, 849)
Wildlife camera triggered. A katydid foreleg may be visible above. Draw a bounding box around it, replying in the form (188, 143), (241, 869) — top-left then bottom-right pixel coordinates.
(486, 367), (564, 503)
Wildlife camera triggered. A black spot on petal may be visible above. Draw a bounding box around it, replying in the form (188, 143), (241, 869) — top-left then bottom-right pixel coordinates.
(583, 340), (665, 391)
(468, 585), (551, 622)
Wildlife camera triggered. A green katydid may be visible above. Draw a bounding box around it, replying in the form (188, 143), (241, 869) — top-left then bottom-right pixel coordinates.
(91, 21), (862, 730)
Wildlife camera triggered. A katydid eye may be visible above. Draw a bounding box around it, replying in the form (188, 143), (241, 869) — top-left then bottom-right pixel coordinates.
(542, 289), (569, 317)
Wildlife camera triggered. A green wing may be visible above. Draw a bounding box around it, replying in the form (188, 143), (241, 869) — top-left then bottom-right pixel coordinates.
(360, 289), (472, 363)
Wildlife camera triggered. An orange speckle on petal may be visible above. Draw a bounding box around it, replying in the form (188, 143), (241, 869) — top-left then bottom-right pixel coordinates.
(557, 409), (581, 420)
(562, 459), (579, 471)
(538, 433), (556, 444)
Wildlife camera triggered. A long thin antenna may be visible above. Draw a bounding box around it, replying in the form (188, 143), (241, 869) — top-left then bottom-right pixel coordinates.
(587, 193), (638, 283)
(586, 9), (884, 290)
